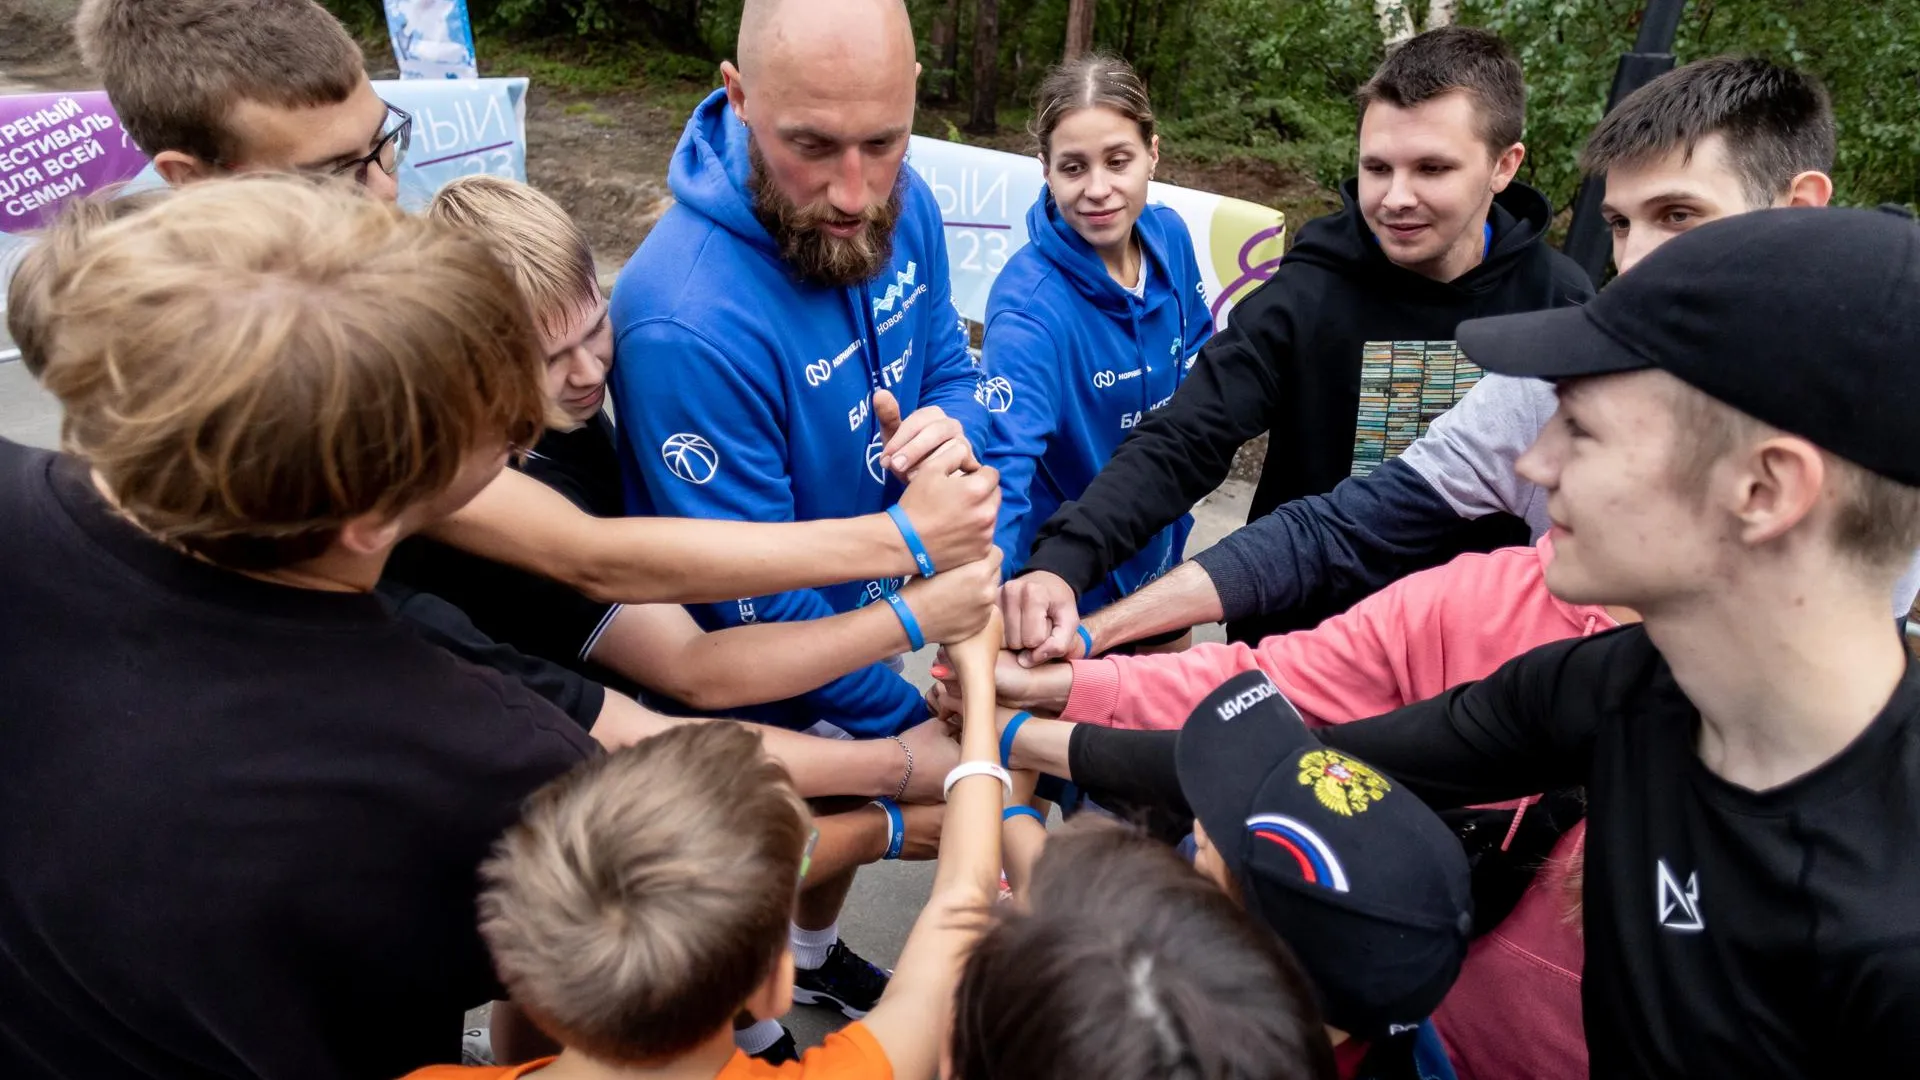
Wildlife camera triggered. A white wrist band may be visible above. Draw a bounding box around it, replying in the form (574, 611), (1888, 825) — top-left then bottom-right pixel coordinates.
(943, 760), (1014, 800)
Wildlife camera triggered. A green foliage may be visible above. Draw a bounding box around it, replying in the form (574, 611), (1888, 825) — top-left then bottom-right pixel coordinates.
(1464, 0), (1920, 211)
(328, 0), (1918, 208)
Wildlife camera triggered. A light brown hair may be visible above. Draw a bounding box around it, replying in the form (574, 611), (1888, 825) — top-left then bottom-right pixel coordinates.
(74, 0), (365, 163)
(950, 818), (1336, 1080)
(1029, 52), (1155, 161)
(36, 176), (549, 570)
(6, 186), (168, 378)
(427, 175), (599, 340)
(1357, 26), (1526, 156)
(479, 723), (811, 1064)
(1666, 379), (1920, 568)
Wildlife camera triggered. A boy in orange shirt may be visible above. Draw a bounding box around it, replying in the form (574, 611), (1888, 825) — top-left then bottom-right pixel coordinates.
(404, 715), (1007, 1080)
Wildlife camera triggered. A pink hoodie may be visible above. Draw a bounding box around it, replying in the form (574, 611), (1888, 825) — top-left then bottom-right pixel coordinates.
(1062, 538), (1608, 1080)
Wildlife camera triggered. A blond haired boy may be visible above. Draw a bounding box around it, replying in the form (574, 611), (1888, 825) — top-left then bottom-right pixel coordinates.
(0, 177), (599, 1079)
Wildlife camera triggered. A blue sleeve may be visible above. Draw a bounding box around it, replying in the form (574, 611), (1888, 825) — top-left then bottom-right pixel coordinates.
(979, 309), (1062, 575)
(1189, 457), (1471, 622)
(612, 318), (923, 737)
(915, 209), (992, 455)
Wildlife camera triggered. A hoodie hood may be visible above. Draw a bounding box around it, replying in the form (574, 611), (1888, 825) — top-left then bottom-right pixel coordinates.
(1284, 178), (1557, 297)
(1026, 190), (1182, 320)
(666, 89), (779, 257)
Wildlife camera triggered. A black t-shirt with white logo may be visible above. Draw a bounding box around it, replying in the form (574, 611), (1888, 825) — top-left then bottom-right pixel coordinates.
(1318, 624), (1920, 1078)
(0, 439), (599, 1079)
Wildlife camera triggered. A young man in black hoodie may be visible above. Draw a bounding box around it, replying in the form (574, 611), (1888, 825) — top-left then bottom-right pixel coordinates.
(1001, 26), (1593, 653)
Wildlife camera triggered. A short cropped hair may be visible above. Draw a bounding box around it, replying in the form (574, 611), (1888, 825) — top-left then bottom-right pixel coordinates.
(950, 818), (1336, 1080)
(36, 176), (549, 570)
(1665, 379), (1920, 569)
(74, 0), (365, 163)
(6, 186), (168, 377)
(428, 175), (599, 340)
(1357, 26), (1526, 156)
(479, 723), (811, 1065)
(1579, 56), (1835, 208)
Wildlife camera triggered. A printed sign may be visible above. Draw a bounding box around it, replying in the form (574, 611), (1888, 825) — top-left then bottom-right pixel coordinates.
(0, 92), (149, 235)
(905, 136), (1287, 329)
(384, 0), (479, 80)
(0, 78), (529, 362)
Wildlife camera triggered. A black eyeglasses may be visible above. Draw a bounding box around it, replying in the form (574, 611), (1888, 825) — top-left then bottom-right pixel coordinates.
(329, 102), (412, 185)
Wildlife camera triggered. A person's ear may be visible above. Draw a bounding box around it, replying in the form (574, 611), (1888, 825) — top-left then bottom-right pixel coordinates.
(744, 948), (797, 1022)
(151, 150), (218, 187)
(1782, 170), (1834, 208)
(720, 61), (749, 125)
(1490, 142), (1525, 193)
(1148, 132), (1160, 178)
(335, 511), (405, 559)
(1728, 436), (1826, 546)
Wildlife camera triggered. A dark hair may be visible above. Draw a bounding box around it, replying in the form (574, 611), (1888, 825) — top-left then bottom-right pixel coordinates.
(74, 0), (364, 164)
(950, 819), (1336, 1080)
(1029, 52), (1156, 161)
(1356, 26), (1526, 155)
(1578, 55), (1835, 208)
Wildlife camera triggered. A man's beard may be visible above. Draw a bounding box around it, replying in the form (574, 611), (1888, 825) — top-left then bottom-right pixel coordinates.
(749, 137), (904, 288)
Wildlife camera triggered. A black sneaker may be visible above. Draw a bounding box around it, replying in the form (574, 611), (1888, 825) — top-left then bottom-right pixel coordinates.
(750, 1025), (800, 1065)
(791, 940), (891, 1018)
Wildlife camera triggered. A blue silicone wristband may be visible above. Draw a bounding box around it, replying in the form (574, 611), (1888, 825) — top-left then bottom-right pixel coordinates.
(884, 590), (926, 651)
(875, 798), (905, 860)
(1000, 711), (1032, 768)
(1003, 805), (1047, 825)
(885, 503), (937, 577)
(1077, 625), (1096, 658)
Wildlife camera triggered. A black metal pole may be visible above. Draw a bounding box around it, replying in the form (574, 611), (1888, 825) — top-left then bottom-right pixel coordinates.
(1561, 0), (1691, 286)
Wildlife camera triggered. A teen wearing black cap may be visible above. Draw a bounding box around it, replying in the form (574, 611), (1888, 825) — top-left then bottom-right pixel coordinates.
(1311, 207), (1920, 1079)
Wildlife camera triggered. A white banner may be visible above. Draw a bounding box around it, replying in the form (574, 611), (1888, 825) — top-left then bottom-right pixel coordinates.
(905, 135), (1287, 329)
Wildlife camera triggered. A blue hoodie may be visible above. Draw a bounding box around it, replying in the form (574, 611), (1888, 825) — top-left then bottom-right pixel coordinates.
(609, 90), (989, 737)
(982, 193), (1213, 612)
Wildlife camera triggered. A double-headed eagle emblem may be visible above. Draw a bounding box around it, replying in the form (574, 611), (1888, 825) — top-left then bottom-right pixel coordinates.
(1296, 750), (1391, 816)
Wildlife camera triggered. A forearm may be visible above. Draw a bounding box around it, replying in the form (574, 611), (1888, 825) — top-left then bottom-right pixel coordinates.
(807, 805), (889, 882)
(430, 471), (910, 605)
(1004, 712), (1075, 779)
(638, 603), (910, 712)
(756, 726), (906, 801)
(1081, 561), (1225, 653)
(1001, 814), (1047, 898)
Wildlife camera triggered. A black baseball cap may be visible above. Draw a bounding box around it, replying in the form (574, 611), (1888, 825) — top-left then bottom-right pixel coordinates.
(1176, 671), (1473, 1039)
(1457, 206), (1920, 487)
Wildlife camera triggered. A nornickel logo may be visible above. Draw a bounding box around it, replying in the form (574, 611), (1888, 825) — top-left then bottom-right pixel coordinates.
(661, 433), (719, 485)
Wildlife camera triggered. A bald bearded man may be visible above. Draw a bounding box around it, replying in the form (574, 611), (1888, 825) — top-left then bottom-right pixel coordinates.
(607, 0), (991, 1057)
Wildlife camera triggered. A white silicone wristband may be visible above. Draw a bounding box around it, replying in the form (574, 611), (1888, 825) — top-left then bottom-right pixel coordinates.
(943, 760), (1015, 800)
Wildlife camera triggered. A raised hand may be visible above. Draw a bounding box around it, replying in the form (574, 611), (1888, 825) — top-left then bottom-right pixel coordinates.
(875, 388), (980, 480)
(998, 571), (1083, 666)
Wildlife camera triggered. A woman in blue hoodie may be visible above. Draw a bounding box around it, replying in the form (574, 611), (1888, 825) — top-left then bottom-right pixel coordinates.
(984, 54), (1215, 651)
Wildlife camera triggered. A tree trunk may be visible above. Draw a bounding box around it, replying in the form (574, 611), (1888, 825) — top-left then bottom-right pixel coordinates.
(1377, 0), (1415, 49)
(1425, 0), (1456, 30)
(966, 0), (1001, 135)
(928, 0), (962, 103)
(1064, 0), (1096, 60)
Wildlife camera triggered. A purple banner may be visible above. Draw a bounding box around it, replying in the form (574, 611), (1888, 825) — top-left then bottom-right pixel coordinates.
(0, 92), (149, 234)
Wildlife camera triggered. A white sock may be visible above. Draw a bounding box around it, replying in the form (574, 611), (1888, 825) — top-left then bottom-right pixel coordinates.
(790, 920), (840, 970)
(734, 1018), (785, 1055)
